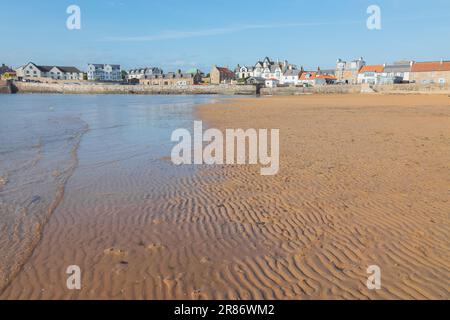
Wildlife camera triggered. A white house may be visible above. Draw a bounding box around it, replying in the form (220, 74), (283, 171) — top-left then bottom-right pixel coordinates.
(265, 78), (279, 88)
(235, 65), (255, 79)
(252, 57), (296, 81)
(380, 61), (413, 84)
(87, 64), (121, 81)
(128, 67), (163, 81)
(280, 69), (301, 85)
(357, 64), (385, 85)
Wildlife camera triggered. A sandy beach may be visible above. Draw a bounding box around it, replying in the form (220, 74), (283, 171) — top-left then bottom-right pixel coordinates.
(1, 94), (449, 300)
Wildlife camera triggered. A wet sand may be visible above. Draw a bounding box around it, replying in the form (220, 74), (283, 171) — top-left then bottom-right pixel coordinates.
(1, 94), (449, 299)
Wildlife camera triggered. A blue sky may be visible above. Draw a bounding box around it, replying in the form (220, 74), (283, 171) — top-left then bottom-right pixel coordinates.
(1, 0), (449, 72)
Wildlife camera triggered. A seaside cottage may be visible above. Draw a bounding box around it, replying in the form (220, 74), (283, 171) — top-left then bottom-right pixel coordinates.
(87, 63), (121, 81)
(380, 61), (413, 84)
(210, 65), (235, 84)
(0, 64), (16, 80)
(410, 60), (450, 85)
(297, 68), (336, 87)
(140, 69), (202, 86)
(280, 69), (301, 86)
(357, 64), (385, 85)
(235, 65), (255, 79)
(299, 71), (318, 86)
(128, 67), (163, 82)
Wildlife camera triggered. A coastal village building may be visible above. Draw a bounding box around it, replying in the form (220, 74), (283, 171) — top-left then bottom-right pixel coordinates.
(357, 64), (385, 84)
(237, 57), (297, 82)
(17, 62), (83, 81)
(140, 69), (202, 86)
(127, 67), (163, 81)
(280, 69), (301, 86)
(298, 68), (337, 86)
(335, 57), (366, 84)
(87, 63), (121, 81)
(210, 65), (235, 84)
(380, 61), (413, 84)
(298, 71), (319, 86)
(0, 64), (16, 80)
(410, 60), (450, 85)
(265, 78), (280, 88)
(235, 65), (255, 79)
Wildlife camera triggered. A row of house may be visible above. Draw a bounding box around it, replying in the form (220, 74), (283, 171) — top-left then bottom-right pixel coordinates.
(357, 60), (450, 85)
(13, 62), (122, 82)
(6, 57), (450, 87)
(336, 57), (450, 85)
(15, 62), (84, 81)
(139, 69), (203, 86)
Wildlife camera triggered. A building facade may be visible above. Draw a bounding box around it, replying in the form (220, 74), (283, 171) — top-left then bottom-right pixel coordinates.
(357, 64), (385, 84)
(410, 60), (450, 85)
(335, 57), (366, 84)
(380, 61), (413, 84)
(17, 62), (83, 80)
(235, 65), (255, 79)
(210, 65), (235, 84)
(280, 69), (301, 86)
(87, 64), (121, 81)
(128, 67), (163, 81)
(140, 69), (202, 86)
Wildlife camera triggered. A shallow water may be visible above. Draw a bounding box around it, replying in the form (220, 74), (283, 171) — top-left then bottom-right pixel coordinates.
(0, 94), (218, 291)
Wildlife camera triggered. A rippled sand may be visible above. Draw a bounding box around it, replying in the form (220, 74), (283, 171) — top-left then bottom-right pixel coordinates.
(1, 94), (449, 300)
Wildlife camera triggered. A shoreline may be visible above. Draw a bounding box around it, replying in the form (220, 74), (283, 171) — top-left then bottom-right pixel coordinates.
(1, 94), (449, 300)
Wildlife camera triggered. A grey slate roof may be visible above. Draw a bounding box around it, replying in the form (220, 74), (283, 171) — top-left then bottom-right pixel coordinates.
(57, 66), (82, 73)
(283, 69), (300, 76)
(383, 63), (411, 73)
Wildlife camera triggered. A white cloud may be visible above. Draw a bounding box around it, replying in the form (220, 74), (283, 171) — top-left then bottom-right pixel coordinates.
(103, 21), (361, 42)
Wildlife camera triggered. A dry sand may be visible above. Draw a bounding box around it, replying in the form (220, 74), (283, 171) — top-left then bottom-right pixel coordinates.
(1, 94), (449, 300)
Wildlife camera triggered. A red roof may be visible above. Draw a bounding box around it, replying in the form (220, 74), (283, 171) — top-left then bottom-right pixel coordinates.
(216, 67), (235, 77)
(317, 74), (336, 80)
(299, 71), (317, 80)
(359, 64), (384, 73)
(411, 61), (450, 72)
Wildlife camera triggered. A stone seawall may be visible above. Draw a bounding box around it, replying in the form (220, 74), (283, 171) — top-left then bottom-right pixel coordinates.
(373, 83), (450, 94)
(261, 85), (362, 95)
(0, 80), (12, 94)
(262, 83), (450, 95)
(15, 82), (257, 95)
(12, 82), (450, 96)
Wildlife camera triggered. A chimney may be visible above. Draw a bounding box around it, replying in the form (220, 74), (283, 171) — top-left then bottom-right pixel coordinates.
(441, 58), (444, 64)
